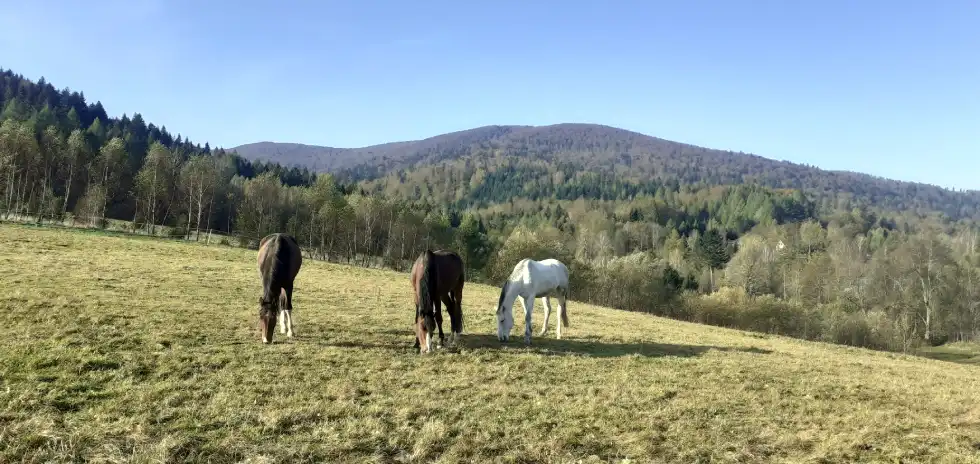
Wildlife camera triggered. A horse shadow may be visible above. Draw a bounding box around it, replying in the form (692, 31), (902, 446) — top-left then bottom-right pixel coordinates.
(316, 331), (772, 359)
(459, 334), (772, 358)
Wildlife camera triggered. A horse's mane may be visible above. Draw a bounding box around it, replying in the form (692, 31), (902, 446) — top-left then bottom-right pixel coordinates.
(497, 281), (509, 309)
(417, 249), (437, 318)
(269, 235), (288, 270)
(507, 258), (530, 281)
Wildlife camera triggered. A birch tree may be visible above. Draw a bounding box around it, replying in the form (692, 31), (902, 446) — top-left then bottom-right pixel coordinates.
(135, 141), (174, 232)
(179, 155), (220, 237)
(0, 120), (38, 216)
(38, 126), (65, 220)
(95, 137), (128, 223)
(63, 129), (88, 216)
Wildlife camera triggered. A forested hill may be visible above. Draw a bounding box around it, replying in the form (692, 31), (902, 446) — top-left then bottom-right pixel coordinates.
(233, 124), (980, 223)
(0, 68), (316, 219)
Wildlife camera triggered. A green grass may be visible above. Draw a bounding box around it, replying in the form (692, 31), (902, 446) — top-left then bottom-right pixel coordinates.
(1, 224), (980, 463)
(917, 342), (980, 366)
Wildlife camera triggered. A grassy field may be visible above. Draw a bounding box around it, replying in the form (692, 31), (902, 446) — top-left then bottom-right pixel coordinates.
(1, 224), (980, 463)
(916, 343), (980, 366)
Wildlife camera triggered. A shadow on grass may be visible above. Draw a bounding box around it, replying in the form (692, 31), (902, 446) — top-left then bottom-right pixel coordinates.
(318, 331), (772, 359)
(322, 339), (410, 350)
(914, 346), (980, 366)
(461, 334), (772, 358)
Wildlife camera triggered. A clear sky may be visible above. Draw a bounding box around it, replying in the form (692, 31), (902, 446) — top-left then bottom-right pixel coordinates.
(2, 1), (978, 190)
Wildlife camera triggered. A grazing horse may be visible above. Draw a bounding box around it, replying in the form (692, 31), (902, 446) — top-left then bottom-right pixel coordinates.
(496, 258), (570, 344)
(411, 249), (465, 354)
(257, 233), (303, 344)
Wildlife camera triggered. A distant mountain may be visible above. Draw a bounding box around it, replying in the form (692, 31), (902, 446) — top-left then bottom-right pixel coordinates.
(231, 125), (521, 173)
(231, 123), (980, 221)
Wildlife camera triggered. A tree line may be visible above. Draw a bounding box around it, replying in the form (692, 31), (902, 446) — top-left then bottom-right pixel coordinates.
(2, 69), (978, 355)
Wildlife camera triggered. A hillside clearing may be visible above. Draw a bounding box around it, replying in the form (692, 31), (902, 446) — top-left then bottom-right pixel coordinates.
(1, 225), (979, 463)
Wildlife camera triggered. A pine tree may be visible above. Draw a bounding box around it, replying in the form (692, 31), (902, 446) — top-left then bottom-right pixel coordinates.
(695, 228), (729, 290)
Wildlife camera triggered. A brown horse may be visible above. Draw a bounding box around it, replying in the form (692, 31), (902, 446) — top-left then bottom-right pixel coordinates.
(257, 233), (303, 344)
(411, 249), (465, 353)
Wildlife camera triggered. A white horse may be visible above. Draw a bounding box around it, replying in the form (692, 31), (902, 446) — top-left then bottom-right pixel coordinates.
(496, 258), (570, 344)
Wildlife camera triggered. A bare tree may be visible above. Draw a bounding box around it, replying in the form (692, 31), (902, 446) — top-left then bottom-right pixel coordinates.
(135, 142), (174, 233)
(179, 155), (220, 238)
(62, 129), (88, 217)
(95, 137), (128, 224)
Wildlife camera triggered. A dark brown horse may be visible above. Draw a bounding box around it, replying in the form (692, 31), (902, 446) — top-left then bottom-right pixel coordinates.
(411, 249), (465, 353)
(257, 233), (303, 344)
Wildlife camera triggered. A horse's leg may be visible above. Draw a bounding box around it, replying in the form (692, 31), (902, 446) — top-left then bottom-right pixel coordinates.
(441, 294), (458, 347)
(414, 305), (421, 352)
(278, 288), (288, 335)
(451, 285), (463, 344)
(285, 283), (295, 338)
(435, 297), (445, 348)
(523, 293), (535, 345)
(539, 296), (552, 337)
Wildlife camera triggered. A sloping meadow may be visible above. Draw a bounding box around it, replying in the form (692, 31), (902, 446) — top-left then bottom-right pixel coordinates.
(1, 225), (979, 463)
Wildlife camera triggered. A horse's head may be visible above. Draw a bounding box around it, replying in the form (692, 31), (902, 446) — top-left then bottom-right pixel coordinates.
(258, 297), (278, 344)
(414, 305), (437, 354)
(496, 305), (515, 342)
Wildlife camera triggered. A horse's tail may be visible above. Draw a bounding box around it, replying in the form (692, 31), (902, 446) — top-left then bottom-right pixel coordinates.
(560, 286), (570, 328)
(455, 279), (465, 334)
(457, 256), (465, 333)
(419, 249), (437, 320)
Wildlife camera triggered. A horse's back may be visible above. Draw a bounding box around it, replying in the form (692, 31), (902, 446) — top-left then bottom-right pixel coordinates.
(528, 258), (568, 290)
(259, 233), (302, 280)
(435, 249), (465, 282)
(537, 258), (566, 270)
(544, 259), (569, 281)
(283, 234), (302, 273)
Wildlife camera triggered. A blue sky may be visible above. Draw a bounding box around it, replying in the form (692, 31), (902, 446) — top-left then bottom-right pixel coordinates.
(2, 1), (978, 190)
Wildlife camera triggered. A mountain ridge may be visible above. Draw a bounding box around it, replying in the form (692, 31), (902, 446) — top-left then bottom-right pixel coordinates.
(232, 123), (973, 193)
(231, 122), (980, 222)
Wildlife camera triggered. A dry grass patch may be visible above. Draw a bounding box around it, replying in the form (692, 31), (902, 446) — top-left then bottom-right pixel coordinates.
(1, 224), (979, 463)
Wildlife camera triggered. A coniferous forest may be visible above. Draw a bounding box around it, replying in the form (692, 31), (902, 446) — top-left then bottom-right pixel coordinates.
(2, 68), (979, 354)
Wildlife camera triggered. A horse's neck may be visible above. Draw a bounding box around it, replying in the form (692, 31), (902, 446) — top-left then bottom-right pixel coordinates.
(261, 273), (279, 301)
(504, 280), (524, 304)
(261, 283), (275, 302)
